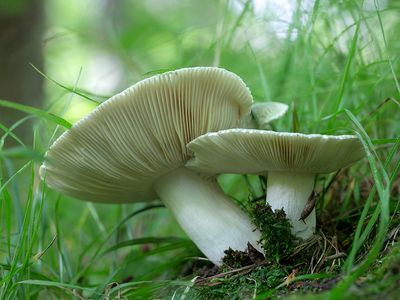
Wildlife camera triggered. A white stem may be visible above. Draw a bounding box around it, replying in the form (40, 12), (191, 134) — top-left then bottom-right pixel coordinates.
(266, 171), (316, 240)
(154, 167), (263, 266)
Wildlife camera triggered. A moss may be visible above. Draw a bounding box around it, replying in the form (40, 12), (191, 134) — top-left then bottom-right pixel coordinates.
(187, 200), (302, 299)
(350, 241), (400, 299)
(250, 201), (299, 263)
(221, 244), (265, 269)
(222, 247), (253, 269)
(219, 199), (299, 268)
(190, 264), (291, 300)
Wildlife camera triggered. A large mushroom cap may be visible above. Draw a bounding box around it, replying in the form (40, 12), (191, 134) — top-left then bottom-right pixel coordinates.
(40, 67), (253, 203)
(186, 129), (365, 174)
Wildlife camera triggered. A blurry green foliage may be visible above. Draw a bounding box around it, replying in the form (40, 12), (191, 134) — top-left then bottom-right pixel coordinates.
(0, 0), (30, 15)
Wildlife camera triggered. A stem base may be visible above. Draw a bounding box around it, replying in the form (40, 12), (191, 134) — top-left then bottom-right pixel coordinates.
(266, 171), (316, 239)
(155, 167), (263, 265)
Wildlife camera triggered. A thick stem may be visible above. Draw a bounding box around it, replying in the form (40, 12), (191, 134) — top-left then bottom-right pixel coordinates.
(266, 171), (316, 239)
(154, 167), (263, 265)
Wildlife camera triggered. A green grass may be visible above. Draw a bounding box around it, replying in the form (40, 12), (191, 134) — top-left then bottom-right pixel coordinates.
(1, 0), (400, 299)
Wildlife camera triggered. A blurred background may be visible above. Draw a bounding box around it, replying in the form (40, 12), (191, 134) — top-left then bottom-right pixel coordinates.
(0, 0), (399, 298)
(2, 0), (398, 129)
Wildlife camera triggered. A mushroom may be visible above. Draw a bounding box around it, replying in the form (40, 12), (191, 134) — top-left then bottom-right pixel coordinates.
(186, 129), (365, 239)
(251, 102), (288, 129)
(40, 67), (263, 265)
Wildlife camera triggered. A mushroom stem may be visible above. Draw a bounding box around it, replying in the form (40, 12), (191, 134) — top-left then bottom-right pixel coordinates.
(266, 171), (316, 240)
(154, 167), (263, 265)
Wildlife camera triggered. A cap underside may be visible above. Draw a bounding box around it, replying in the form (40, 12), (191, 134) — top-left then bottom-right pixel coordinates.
(41, 68), (253, 203)
(186, 129), (365, 175)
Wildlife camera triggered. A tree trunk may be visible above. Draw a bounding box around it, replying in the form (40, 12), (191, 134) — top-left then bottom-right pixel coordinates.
(0, 0), (44, 145)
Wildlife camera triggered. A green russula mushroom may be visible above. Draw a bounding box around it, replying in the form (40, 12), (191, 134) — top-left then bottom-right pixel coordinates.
(187, 129), (365, 239)
(40, 67), (263, 265)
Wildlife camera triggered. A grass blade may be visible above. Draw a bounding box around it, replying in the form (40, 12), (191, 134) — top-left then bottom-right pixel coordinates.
(30, 64), (102, 104)
(330, 109), (392, 298)
(102, 237), (185, 255)
(0, 100), (71, 129)
(331, 22), (360, 112)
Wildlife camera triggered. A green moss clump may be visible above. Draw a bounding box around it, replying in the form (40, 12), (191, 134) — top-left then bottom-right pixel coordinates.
(188, 198), (305, 299)
(222, 247), (253, 269)
(191, 265), (290, 300)
(221, 243), (265, 269)
(250, 201), (299, 263)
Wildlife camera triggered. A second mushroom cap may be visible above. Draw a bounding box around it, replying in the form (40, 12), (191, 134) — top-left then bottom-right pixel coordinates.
(186, 129), (364, 175)
(187, 129), (365, 239)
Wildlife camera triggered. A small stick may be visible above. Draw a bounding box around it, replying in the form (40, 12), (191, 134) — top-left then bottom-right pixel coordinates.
(195, 262), (266, 286)
(324, 252), (346, 261)
(299, 190), (319, 223)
